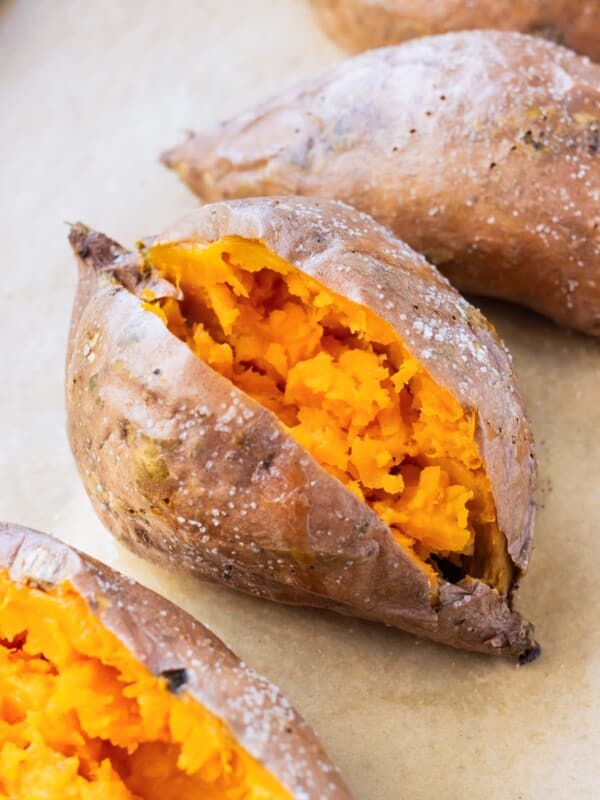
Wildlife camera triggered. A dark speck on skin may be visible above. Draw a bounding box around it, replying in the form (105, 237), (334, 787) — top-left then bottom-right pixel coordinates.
(133, 525), (151, 547)
(160, 668), (189, 693)
(518, 641), (542, 666)
(523, 130), (544, 150)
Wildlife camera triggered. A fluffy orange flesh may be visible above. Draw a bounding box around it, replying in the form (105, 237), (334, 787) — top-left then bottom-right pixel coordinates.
(145, 237), (509, 589)
(0, 571), (291, 800)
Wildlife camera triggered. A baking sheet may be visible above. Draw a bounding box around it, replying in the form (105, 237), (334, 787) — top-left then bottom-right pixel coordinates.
(1, 1), (599, 797)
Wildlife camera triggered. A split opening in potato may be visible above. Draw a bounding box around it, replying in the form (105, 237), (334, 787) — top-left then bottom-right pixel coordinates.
(0, 572), (289, 799)
(144, 236), (512, 594)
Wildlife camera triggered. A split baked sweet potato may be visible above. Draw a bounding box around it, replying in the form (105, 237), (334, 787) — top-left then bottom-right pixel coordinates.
(163, 31), (600, 335)
(310, 0), (600, 60)
(66, 197), (538, 659)
(0, 522), (352, 800)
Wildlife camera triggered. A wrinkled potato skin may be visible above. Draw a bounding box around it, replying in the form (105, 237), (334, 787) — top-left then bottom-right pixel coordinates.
(310, 0), (600, 61)
(0, 523), (353, 800)
(163, 32), (600, 335)
(67, 197), (536, 658)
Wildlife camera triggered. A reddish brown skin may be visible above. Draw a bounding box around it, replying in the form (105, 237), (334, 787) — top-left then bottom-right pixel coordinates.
(66, 197), (537, 659)
(0, 522), (353, 800)
(163, 31), (600, 335)
(310, 0), (600, 60)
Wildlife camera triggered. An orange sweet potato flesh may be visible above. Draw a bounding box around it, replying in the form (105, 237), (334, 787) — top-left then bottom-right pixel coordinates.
(0, 570), (290, 800)
(145, 236), (510, 592)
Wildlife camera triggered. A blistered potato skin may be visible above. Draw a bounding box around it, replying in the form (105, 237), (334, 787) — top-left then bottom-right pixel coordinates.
(0, 523), (353, 800)
(163, 31), (600, 335)
(67, 197), (537, 657)
(310, 0), (600, 60)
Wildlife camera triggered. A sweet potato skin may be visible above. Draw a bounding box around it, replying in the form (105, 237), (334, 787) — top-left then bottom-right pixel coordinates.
(163, 31), (600, 335)
(310, 0), (600, 60)
(66, 197), (537, 658)
(0, 522), (353, 800)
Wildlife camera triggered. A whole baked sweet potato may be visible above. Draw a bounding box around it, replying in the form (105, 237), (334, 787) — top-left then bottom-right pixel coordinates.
(310, 0), (600, 60)
(66, 197), (537, 660)
(163, 31), (600, 335)
(0, 522), (352, 799)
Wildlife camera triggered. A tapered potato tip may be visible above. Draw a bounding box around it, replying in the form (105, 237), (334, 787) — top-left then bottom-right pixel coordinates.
(69, 222), (127, 265)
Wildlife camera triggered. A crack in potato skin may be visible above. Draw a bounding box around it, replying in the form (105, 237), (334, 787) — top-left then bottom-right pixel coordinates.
(145, 235), (509, 592)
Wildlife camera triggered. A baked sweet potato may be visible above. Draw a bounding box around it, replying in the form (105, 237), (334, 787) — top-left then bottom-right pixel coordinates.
(66, 197), (538, 659)
(310, 0), (600, 60)
(163, 31), (600, 335)
(0, 522), (352, 799)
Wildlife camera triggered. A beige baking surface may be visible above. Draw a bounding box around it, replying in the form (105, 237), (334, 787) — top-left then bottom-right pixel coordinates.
(1, 1), (599, 797)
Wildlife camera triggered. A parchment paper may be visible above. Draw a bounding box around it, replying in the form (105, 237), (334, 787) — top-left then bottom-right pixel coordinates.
(1, 2), (599, 797)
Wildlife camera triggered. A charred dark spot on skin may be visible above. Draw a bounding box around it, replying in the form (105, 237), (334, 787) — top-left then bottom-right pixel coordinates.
(22, 577), (54, 592)
(363, 541), (378, 559)
(528, 23), (565, 46)
(221, 563), (234, 580)
(587, 126), (599, 155)
(153, 368), (161, 375)
(160, 668), (189, 694)
(76, 243), (90, 259)
(133, 525), (152, 547)
(289, 135), (315, 170)
(430, 555), (463, 584)
(518, 640), (542, 666)
(253, 454), (275, 478)
(523, 129), (544, 151)
(119, 420), (135, 443)
(230, 431), (268, 464)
